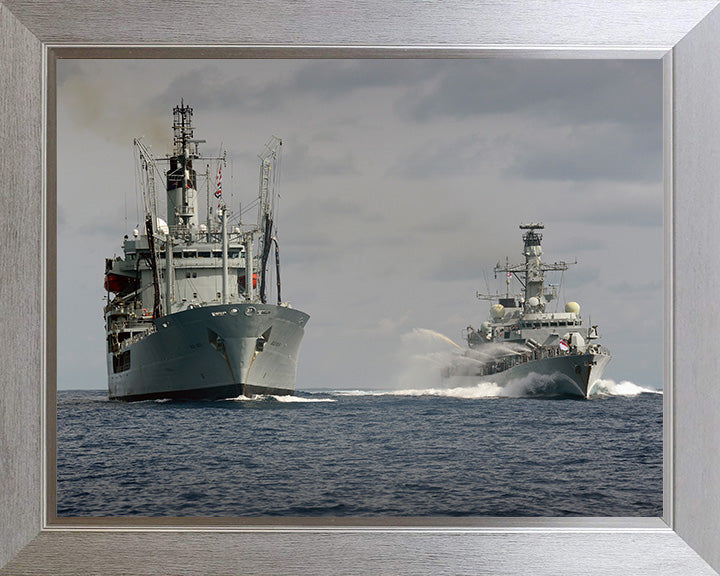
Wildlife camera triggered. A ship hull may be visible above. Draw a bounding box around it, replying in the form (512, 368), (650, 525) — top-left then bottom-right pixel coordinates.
(107, 303), (309, 401)
(445, 351), (611, 399)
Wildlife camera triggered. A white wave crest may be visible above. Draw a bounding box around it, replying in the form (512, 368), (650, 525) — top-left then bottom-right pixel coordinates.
(333, 372), (575, 399)
(270, 395), (336, 403)
(590, 379), (662, 397)
(332, 389), (389, 396)
(224, 394), (335, 403)
(331, 386), (501, 398)
(335, 373), (663, 400)
(224, 394), (259, 401)
(385, 383), (504, 399)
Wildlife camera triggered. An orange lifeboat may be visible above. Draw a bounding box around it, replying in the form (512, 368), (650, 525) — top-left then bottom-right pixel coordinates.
(238, 273), (258, 290)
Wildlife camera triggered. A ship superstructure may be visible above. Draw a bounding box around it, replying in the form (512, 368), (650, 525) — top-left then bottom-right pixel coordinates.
(104, 103), (309, 401)
(444, 223), (610, 398)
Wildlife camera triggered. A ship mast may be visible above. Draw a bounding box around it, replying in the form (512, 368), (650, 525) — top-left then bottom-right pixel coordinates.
(516, 223), (571, 312)
(477, 223), (573, 312)
(167, 102), (205, 232)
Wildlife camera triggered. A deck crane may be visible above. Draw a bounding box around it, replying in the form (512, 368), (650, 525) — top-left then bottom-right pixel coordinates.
(134, 137), (164, 318)
(257, 136), (282, 304)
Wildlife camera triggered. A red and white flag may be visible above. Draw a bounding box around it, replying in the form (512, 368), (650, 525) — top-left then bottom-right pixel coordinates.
(559, 339), (569, 351)
(215, 164), (222, 198)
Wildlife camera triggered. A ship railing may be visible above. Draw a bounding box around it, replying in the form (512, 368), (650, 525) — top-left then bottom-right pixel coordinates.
(471, 344), (605, 378)
(588, 344), (611, 356)
(117, 324), (157, 352)
(108, 317), (155, 332)
(168, 224), (191, 240)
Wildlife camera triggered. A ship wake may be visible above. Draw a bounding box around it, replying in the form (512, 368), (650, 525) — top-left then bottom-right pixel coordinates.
(372, 371), (584, 399)
(338, 375), (661, 400)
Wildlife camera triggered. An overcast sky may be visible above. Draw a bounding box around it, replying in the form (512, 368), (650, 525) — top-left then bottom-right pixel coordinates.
(57, 58), (663, 392)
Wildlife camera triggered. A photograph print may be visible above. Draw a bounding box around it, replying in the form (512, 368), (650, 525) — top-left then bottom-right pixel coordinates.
(56, 58), (663, 518)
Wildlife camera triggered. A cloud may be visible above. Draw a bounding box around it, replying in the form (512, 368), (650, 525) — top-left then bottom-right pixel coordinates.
(386, 132), (497, 180)
(56, 58), (664, 392)
(545, 182), (663, 228)
(509, 121), (662, 183)
(403, 60), (661, 128)
(57, 61), (169, 148)
(395, 60), (662, 184)
(606, 281), (662, 294)
(280, 140), (360, 180)
(151, 60), (432, 118)
(153, 65), (276, 113)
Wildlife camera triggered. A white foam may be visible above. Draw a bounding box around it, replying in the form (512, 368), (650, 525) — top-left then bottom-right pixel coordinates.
(224, 394), (261, 401)
(332, 389), (388, 396)
(590, 379), (662, 397)
(269, 395), (336, 403)
(396, 371), (583, 399)
(331, 380), (519, 399)
(332, 373), (661, 400)
(224, 394), (335, 403)
(385, 382), (505, 399)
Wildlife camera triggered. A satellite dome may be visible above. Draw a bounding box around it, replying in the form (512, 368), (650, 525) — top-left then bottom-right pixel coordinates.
(565, 301), (580, 315)
(528, 296), (540, 307)
(490, 304), (505, 319)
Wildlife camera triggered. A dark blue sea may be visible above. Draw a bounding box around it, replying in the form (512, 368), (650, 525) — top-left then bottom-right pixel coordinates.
(57, 381), (662, 518)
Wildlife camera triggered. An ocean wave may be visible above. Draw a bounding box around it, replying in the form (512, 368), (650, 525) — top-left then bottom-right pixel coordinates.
(590, 379), (662, 397)
(330, 383), (503, 399)
(331, 389), (388, 396)
(270, 395), (336, 403)
(224, 394), (335, 403)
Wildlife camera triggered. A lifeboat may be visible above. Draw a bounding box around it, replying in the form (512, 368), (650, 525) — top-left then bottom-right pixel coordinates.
(238, 273), (259, 290)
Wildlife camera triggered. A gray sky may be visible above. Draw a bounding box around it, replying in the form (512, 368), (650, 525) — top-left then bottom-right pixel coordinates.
(57, 59), (663, 391)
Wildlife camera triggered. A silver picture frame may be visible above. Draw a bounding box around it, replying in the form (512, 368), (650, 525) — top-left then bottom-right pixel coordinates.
(2, 1), (720, 574)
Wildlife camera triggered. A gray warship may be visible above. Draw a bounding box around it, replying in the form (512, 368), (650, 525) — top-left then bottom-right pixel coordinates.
(103, 102), (309, 401)
(443, 223), (610, 398)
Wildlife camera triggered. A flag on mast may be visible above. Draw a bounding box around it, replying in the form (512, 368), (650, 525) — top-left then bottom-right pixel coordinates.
(215, 164), (222, 198)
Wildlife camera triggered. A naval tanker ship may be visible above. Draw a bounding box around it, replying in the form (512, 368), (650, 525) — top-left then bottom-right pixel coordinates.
(103, 102), (309, 401)
(443, 223), (610, 398)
